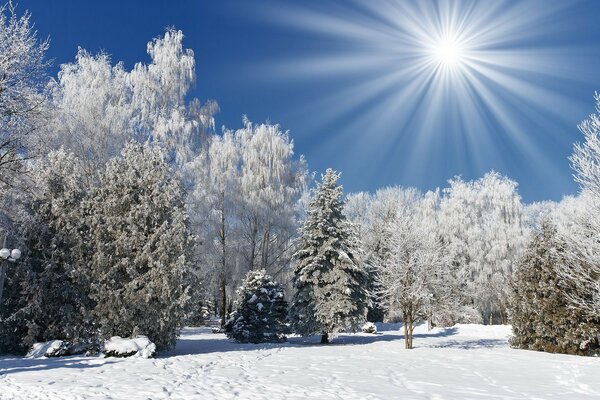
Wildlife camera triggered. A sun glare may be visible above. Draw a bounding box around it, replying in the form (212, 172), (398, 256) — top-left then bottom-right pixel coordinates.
(432, 36), (464, 68)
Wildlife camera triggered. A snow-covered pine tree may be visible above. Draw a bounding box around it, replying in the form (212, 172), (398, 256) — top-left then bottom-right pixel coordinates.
(85, 142), (193, 350)
(224, 269), (289, 343)
(510, 221), (600, 355)
(289, 169), (370, 344)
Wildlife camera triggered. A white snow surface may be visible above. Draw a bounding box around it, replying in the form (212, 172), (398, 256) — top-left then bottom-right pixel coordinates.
(1, 323), (600, 399)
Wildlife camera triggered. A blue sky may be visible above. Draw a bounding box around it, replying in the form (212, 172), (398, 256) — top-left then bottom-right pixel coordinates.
(24, 0), (600, 202)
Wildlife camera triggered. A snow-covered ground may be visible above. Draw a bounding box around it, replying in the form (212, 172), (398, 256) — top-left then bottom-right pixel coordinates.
(1, 323), (599, 400)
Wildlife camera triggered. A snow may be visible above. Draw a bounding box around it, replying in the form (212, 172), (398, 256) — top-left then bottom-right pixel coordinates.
(104, 336), (156, 359)
(26, 341), (64, 358)
(2, 323), (600, 399)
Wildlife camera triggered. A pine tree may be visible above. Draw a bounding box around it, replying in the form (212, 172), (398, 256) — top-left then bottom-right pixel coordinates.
(224, 269), (289, 343)
(510, 222), (600, 355)
(289, 169), (370, 344)
(84, 142), (193, 350)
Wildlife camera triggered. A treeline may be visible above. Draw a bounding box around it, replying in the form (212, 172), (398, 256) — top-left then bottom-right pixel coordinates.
(1, 3), (599, 356)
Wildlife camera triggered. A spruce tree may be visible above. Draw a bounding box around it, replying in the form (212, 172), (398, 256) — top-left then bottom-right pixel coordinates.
(85, 142), (193, 351)
(224, 269), (289, 343)
(510, 221), (600, 355)
(289, 169), (370, 344)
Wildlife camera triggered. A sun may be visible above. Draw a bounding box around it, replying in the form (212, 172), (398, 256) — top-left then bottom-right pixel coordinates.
(432, 36), (465, 68)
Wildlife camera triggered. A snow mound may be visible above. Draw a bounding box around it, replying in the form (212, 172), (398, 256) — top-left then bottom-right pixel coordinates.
(104, 336), (156, 358)
(27, 340), (70, 358)
(362, 322), (378, 334)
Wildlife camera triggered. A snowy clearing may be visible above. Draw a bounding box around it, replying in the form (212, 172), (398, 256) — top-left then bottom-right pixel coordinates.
(1, 323), (599, 400)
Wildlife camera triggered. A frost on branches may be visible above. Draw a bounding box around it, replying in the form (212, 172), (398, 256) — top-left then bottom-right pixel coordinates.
(224, 270), (289, 343)
(510, 222), (600, 355)
(439, 172), (527, 324)
(289, 169), (370, 344)
(557, 93), (600, 319)
(84, 142), (193, 351)
(0, 1), (50, 187)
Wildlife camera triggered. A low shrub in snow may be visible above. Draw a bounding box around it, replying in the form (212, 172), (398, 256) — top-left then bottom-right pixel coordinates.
(224, 270), (289, 343)
(362, 322), (378, 334)
(104, 336), (156, 358)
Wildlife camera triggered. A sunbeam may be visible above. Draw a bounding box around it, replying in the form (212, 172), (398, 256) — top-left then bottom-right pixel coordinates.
(255, 0), (597, 199)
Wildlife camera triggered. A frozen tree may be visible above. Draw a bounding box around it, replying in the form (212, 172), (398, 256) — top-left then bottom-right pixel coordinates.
(0, 1), (49, 187)
(187, 131), (241, 326)
(186, 119), (307, 325)
(376, 199), (447, 349)
(555, 93), (600, 319)
(289, 169), (370, 344)
(236, 117), (308, 276)
(46, 49), (134, 179)
(0, 150), (90, 353)
(224, 269), (289, 343)
(84, 142), (193, 350)
(439, 172), (527, 324)
(46, 28), (216, 180)
(510, 221), (600, 355)
(346, 187), (421, 322)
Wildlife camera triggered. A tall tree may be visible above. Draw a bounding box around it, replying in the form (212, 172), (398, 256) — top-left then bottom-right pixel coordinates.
(85, 142), (193, 350)
(289, 169), (369, 344)
(439, 172), (527, 324)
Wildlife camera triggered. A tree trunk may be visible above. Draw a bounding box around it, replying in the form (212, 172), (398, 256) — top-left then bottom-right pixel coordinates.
(320, 332), (329, 344)
(403, 321), (409, 349)
(220, 275), (227, 328)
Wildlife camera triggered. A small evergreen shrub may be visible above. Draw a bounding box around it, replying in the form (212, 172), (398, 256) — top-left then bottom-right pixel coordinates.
(224, 270), (289, 343)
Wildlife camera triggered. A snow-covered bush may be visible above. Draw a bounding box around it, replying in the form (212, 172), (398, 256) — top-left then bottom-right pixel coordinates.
(104, 336), (156, 358)
(224, 270), (289, 343)
(362, 322), (377, 334)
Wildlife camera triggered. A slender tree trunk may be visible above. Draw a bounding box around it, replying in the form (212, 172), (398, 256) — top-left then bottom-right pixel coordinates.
(403, 321), (409, 349)
(220, 275), (227, 328)
(321, 332), (329, 344)
(408, 318), (414, 349)
(219, 195), (227, 328)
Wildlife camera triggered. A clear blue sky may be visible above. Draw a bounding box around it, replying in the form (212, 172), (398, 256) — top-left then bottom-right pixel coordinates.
(23, 0), (600, 202)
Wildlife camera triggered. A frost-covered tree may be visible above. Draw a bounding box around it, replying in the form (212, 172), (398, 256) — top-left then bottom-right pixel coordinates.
(510, 222), (600, 355)
(376, 200), (447, 349)
(0, 1), (49, 186)
(224, 269), (289, 343)
(557, 93), (600, 319)
(236, 118), (308, 276)
(46, 28), (216, 180)
(289, 169), (369, 344)
(439, 172), (527, 324)
(187, 131), (241, 327)
(84, 142), (193, 350)
(0, 150), (90, 353)
(186, 119), (307, 325)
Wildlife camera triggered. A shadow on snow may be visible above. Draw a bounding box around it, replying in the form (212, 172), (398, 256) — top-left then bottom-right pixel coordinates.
(0, 356), (117, 376)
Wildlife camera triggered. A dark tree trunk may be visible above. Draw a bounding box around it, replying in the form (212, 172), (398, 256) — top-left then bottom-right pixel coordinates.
(320, 333), (329, 344)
